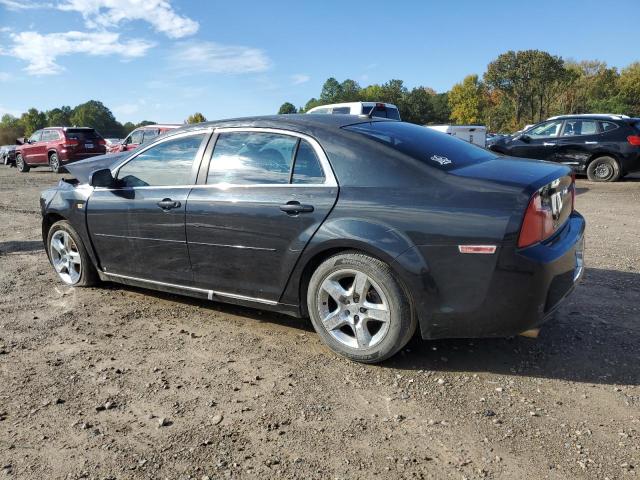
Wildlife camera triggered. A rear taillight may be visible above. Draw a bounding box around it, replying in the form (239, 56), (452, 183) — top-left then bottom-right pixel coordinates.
(627, 135), (640, 146)
(63, 139), (79, 147)
(518, 192), (555, 248)
(97, 139), (106, 145)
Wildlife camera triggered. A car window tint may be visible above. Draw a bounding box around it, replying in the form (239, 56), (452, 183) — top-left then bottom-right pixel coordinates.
(344, 121), (497, 170)
(66, 129), (99, 141)
(527, 121), (562, 138)
(332, 107), (350, 114)
(117, 134), (205, 187)
(128, 130), (144, 144)
(142, 129), (159, 144)
(292, 139), (325, 184)
(563, 120), (597, 136)
(207, 132), (297, 185)
(600, 121), (618, 133)
(29, 131), (42, 142)
(311, 108), (329, 114)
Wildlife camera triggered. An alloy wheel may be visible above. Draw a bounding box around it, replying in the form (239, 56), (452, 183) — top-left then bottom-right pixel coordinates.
(594, 162), (613, 181)
(317, 269), (391, 349)
(49, 154), (59, 173)
(50, 230), (82, 284)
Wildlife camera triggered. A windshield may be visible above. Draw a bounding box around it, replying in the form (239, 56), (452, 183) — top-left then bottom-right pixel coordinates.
(361, 105), (401, 120)
(343, 121), (497, 169)
(66, 129), (100, 141)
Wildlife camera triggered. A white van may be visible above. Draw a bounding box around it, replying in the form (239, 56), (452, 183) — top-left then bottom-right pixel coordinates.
(426, 125), (487, 147)
(307, 102), (401, 120)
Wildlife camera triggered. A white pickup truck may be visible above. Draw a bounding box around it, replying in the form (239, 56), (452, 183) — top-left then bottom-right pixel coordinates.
(426, 125), (487, 147)
(307, 102), (401, 120)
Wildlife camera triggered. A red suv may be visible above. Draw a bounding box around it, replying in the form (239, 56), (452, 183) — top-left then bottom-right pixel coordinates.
(16, 127), (106, 173)
(106, 124), (180, 154)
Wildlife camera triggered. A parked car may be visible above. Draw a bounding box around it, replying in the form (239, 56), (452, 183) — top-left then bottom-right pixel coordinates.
(306, 102), (401, 120)
(40, 115), (584, 363)
(1, 145), (16, 166)
(426, 125), (487, 147)
(106, 124), (180, 154)
(104, 138), (123, 147)
(15, 127), (107, 173)
(488, 114), (640, 182)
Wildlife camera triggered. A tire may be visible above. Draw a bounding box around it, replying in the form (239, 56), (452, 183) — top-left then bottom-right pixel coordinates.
(586, 156), (621, 182)
(307, 251), (416, 363)
(47, 220), (99, 287)
(15, 154), (29, 172)
(48, 152), (62, 173)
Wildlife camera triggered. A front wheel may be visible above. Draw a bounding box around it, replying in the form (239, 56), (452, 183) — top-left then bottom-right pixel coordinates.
(49, 152), (62, 173)
(16, 154), (29, 172)
(47, 220), (99, 287)
(586, 156), (621, 182)
(307, 252), (416, 363)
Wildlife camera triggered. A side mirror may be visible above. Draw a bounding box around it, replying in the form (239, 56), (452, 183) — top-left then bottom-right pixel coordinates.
(519, 134), (531, 143)
(90, 168), (116, 188)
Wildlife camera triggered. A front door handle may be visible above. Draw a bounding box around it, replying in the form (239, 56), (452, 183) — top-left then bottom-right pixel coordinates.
(280, 201), (314, 214)
(543, 142), (556, 146)
(157, 198), (181, 210)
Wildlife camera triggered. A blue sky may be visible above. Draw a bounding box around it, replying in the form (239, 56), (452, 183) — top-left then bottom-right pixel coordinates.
(0, 0), (637, 124)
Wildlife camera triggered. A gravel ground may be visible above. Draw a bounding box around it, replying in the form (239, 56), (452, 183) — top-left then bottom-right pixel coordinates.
(0, 165), (639, 480)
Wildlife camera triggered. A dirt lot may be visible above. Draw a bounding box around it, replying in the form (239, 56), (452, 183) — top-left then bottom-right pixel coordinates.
(0, 165), (639, 480)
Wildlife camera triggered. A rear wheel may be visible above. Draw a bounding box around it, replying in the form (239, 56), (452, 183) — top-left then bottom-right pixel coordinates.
(587, 156), (621, 182)
(48, 152), (62, 173)
(307, 252), (415, 363)
(47, 220), (99, 287)
(16, 154), (29, 172)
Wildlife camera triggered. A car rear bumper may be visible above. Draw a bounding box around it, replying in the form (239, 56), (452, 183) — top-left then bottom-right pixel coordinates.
(60, 152), (107, 163)
(397, 212), (586, 340)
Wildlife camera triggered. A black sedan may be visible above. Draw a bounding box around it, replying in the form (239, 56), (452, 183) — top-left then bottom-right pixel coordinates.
(40, 115), (585, 363)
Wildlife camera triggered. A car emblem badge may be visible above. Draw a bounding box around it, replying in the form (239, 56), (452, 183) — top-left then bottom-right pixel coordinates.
(430, 155), (452, 166)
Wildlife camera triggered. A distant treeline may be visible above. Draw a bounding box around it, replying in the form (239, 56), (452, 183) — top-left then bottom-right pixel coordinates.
(279, 50), (640, 132)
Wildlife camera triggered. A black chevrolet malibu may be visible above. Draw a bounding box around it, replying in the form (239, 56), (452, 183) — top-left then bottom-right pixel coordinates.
(40, 115), (585, 363)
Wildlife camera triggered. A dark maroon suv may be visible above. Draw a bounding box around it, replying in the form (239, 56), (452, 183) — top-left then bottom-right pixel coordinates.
(15, 127), (107, 173)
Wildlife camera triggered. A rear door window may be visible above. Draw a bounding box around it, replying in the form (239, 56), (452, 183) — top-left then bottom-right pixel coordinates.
(599, 121), (619, 133)
(562, 120), (598, 136)
(292, 139), (325, 184)
(117, 134), (205, 187)
(207, 132), (297, 185)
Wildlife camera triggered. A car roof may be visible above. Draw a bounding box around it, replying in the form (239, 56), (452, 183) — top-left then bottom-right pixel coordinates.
(168, 114), (391, 135)
(307, 102), (398, 111)
(547, 114), (630, 121)
(136, 124), (181, 129)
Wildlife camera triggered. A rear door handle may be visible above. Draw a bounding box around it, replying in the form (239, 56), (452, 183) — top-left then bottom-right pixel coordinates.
(157, 198), (181, 210)
(543, 142), (556, 146)
(584, 141), (598, 144)
(280, 201), (314, 214)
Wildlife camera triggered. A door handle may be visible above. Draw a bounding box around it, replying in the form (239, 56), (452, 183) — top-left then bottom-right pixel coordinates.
(543, 142), (556, 146)
(280, 201), (314, 214)
(157, 198), (181, 210)
(584, 141), (598, 145)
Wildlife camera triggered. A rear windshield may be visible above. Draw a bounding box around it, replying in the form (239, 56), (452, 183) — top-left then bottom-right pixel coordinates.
(361, 105), (401, 120)
(65, 129), (100, 141)
(344, 121), (497, 169)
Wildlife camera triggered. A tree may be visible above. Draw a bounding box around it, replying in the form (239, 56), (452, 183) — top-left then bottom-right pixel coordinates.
(430, 93), (451, 124)
(20, 108), (47, 137)
(402, 87), (435, 124)
(277, 102), (297, 114)
(449, 74), (485, 124)
(70, 100), (122, 137)
(46, 106), (72, 127)
(186, 112), (207, 124)
(319, 77), (342, 103)
(0, 114), (25, 145)
(618, 62), (640, 116)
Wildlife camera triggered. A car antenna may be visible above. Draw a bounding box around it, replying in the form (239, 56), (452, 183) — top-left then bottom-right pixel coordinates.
(367, 102), (384, 119)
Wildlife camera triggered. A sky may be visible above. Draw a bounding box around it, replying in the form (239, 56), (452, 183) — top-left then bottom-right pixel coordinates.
(0, 0), (638, 124)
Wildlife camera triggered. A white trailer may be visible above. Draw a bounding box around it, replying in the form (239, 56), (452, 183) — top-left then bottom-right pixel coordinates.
(425, 125), (487, 147)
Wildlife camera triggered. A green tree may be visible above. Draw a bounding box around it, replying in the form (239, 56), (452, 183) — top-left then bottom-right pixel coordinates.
(319, 77), (342, 103)
(186, 112), (207, 124)
(277, 102), (297, 114)
(618, 62), (640, 116)
(0, 114), (25, 145)
(46, 106), (72, 127)
(339, 79), (361, 102)
(122, 122), (136, 136)
(402, 87), (435, 124)
(70, 100), (122, 137)
(430, 92), (451, 124)
(449, 74), (485, 124)
(20, 108), (47, 137)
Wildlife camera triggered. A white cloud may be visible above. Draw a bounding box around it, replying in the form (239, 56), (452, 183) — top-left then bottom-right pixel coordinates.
(58, 0), (198, 39)
(6, 30), (154, 75)
(0, 0), (48, 9)
(170, 41), (271, 75)
(291, 74), (310, 85)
